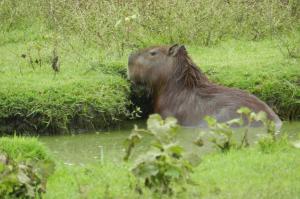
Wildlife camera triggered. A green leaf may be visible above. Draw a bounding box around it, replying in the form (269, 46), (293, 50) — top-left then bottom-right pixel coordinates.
(17, 168), (31, 184)
(147, 114), (164, 134)
(123, 128), (142, 161)
(185, 153), (202, 167)
(255, 111), (267, 122)
(226, 118), (242, 126)
(250, 112), (257, 120)
(165, 166), (181, 178)
(166, 144), (184, 156)
(132, 162), (159, 178)
(204, 116), (217, 127)
(237, 107), (251, 115)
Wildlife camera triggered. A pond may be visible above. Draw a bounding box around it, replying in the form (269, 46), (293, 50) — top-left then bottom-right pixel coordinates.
(39, 121), (300, 165)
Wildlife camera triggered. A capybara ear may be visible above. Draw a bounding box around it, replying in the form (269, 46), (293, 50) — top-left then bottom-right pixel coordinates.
(168, 44), (186, 56)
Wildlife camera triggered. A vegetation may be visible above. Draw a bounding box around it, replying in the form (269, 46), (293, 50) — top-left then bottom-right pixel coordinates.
(0, 137), (55, 198)
(0, 0), (299, 134)
(43, 144), (300, 198)
(190, 39), (300, 120)
(1, 0), (299, 48)
(1, 115), (299, 198)
(0, 0), (299, 198)
(196, 107), (277, 152)
(0, 136), (53, 161)
(1, 35), (299, 134)
(124, 114), (200, 196)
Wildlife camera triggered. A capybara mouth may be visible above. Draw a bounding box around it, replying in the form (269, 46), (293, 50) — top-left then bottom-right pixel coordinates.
(127, 65), (146, 85)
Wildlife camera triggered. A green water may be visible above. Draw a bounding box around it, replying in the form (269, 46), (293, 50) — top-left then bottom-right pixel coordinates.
(39, 121), (300, 165)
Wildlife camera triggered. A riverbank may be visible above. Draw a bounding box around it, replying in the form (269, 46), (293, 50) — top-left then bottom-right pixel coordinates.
(1, 27), (299, 135)
(1, 135), (299, 198)
(44, 143), (300, 199)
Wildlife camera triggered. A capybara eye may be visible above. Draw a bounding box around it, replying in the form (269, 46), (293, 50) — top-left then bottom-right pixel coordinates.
(150, 51), (157, 56)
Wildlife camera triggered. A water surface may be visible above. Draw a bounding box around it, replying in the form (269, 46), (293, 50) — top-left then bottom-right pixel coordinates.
(39, 121), (300, 165)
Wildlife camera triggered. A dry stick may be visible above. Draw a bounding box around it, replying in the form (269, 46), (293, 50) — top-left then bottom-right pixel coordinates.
(27, 51), (35, 70)
(240, 128), (249, 148)
(239, 115), (250, 148)
(52, 19), (92, 70)
(47, 2), (111, 73)
(51, 47), (60, 80)
(37, 48), (42, 68)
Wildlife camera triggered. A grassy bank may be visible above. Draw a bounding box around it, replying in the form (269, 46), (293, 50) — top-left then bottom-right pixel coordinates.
(190, 39), (300, 120)
(1, 127), (300, 198)
(0, 28), (299, 134)
(0, 26), (131, 135)
(0, 0), (299, 134)
(0, 136), (52, 162)
(0, 136), (55, 197)
(44, 140), (300, 199)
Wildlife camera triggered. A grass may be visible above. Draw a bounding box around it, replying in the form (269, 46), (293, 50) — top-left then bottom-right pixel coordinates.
(0, 0), (299, 134)
(0, 136), (52, 162)
(0, 27), (299, 135)
(1, 0), (299, 48)
(43, 141), (300, 199)
(0, 26), (131, 135)
(0, 1), (299, 198)
(194, 142), (300, 199)
(190, 39), (300, 119)
(0, 129), (299, 198)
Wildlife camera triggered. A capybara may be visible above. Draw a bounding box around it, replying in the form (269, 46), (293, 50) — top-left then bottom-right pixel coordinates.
(128, 44), (282, 131)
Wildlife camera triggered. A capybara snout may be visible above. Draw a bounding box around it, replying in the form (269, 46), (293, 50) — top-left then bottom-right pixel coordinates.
(127, 45), (185, 86)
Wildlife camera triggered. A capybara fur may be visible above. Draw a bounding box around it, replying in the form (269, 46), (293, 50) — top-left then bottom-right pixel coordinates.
(128, 44), (282, 131)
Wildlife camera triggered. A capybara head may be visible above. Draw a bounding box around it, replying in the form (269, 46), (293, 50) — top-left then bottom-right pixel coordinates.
(128, 44), (190, 86)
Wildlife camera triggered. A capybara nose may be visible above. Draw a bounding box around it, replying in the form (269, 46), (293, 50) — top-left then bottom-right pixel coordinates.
(128, 53), (136, 66)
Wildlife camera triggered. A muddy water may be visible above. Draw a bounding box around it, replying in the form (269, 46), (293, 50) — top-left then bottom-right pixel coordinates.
(39, 121), (300, 165)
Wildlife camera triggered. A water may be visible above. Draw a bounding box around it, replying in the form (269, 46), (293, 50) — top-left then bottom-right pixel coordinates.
(39, 121), (300, 165)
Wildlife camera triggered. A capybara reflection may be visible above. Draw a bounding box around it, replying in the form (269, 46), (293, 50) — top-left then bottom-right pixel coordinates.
(128, 44), (282, 131)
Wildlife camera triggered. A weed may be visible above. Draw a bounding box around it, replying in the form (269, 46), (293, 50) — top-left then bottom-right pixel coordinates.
(195, 107), (277, 152)
(124, 114), (200, 196)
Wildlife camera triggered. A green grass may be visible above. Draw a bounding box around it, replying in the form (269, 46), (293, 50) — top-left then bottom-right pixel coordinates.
(1, 0), (299, 48)
(194, 142), (300, 199)
(0, 26), (131, 135)
(0, 26), (299, 135)
(0, 0), (299, 134)
(1, 130), (299, 198)
(189, 39), (300, 119)
(0, 136), (52, 162)
(44, 141), (300, 199)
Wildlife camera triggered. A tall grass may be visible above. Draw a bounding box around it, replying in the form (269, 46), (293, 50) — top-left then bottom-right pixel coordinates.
(1, 0), (299, 53)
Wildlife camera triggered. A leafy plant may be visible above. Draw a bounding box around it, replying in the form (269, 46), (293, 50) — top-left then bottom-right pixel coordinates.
(124, 114), (200, 195)
(195, 107), (276, 152)
(0, 153), (55, 198)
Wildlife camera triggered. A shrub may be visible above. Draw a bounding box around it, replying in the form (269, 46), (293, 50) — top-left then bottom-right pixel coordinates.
(195, 107), (277, 152)
(0, 137), (55, 198)
(124, 114), (201, 196)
